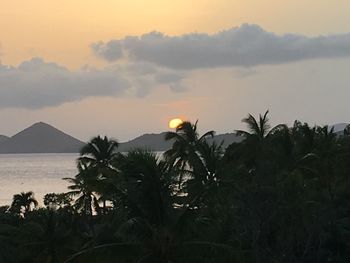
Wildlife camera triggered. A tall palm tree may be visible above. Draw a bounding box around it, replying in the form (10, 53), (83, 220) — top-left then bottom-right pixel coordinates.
(10, 191), (38, 216)
(64, 163), (100, 217)
(236, 110), (287, 142)
(78, 135), (119, 171)
(196, 140), (224, 185)
(78, 135), (120, 212)
(235, 110), (287, 174)
(165, 121), (215, 187)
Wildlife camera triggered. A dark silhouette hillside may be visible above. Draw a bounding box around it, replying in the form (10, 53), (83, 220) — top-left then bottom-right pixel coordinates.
(0, 122), (346, 154)
(0, 135), (9, 143)
(1, 114), (350, 262)
(206, 132), (243, 148)
(0, 122), (85, 153)
(0, 124), (241, 154)
(118, 132), (242, 152)
(118, 132), (172, 152)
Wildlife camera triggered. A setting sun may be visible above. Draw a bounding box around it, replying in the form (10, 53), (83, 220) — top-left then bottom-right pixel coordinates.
(168, 118), (183, 129)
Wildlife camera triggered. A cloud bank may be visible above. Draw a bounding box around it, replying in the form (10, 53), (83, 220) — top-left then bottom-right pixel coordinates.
(2, 24), (350, 109)
(92, 24), (350, 69)
(0, 58), (183, 109)
(0, 58), (129, 109)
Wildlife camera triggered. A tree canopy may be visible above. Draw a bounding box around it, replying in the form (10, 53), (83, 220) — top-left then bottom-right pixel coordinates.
(1, 112), (350, 263)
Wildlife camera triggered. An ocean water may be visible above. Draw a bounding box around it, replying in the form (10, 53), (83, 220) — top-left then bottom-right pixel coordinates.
(0, 153), (78, 206)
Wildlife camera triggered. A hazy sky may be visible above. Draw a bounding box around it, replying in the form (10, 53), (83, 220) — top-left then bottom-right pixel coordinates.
(1, 0), (350, 141)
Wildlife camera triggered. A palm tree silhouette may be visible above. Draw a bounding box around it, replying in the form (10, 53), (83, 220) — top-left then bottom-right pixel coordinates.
(236, 110), (287, 142)
(64, 163), (100, 217)
(78, 135), (119, 170)
(235, 110), (288, 172)
(165, 121), (215, 187)
(2, 111), (350, 263)
(65, 150), (235, 263)
(78, 135), (120, 213)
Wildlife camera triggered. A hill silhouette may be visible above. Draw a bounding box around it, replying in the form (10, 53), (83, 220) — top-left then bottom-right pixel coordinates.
(0, 124), (242, 154)
(0, 122), (85, 154)
(0, 135), (9, 143)
(118, 132), (172, 152)
(0, 122), (347, 154)
(117, 132), (242, 152)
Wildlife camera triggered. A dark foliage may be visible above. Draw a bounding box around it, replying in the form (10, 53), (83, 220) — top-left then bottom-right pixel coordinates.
(1, 112), (350, 262)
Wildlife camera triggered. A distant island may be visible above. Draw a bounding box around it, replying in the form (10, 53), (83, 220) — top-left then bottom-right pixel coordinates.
(0, 122), (347, 154)
(118, 132), (243, 152)
(0, 122), (85, 154)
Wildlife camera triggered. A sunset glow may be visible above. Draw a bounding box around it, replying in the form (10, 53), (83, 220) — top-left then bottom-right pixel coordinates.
(168, 118), (183, 129)
(0, 0), (349, 142)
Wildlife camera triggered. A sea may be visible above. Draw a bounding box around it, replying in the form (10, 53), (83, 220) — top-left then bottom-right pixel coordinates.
(0, 153), (78, 206)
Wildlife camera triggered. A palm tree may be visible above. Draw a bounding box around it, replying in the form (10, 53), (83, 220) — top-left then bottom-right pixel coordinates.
(65, 150), (236, 263)
(196, 140), (224, 184)
(165, 121), (215, 187)
(78, 135), (119, 171)
(78, 135), (120, 213)
(236, 110), (287, 142)
(64, 163), (100, 217)
(10, 191), (38, 216)
(2, 112), (350, 263)
(234, 110), (287, 171)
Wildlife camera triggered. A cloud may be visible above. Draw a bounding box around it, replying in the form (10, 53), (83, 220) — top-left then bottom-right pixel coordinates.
(91, 41), (123, 62)
(0, 58), (186, 109)
(116, 62), (186, 96)
(0, 58), (130, 109)
(12, 23), (349, 109)
(92, 24), (350, 69)
(154, 71), (186, 92)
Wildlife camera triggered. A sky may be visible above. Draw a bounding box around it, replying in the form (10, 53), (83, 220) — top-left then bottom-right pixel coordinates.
(0, 0), (350, 141)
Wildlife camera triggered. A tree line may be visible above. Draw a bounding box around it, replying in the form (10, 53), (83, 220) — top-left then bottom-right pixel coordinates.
(0, 111), (350, 262)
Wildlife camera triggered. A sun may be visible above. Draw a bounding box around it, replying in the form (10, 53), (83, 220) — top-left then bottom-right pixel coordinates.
(168, 118), (183, 129)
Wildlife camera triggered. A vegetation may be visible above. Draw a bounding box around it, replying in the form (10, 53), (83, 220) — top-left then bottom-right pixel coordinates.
(1, 111), (350, 262)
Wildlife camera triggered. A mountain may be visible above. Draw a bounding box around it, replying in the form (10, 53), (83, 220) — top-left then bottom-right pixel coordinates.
(0, 122), (85, 154)
(2, 121), (346, 154)
(117, 122), (350, 152)
(118, 132), (172, 152)
(0, 123), (242, 154)
(0, 135), (9, 143)
(206, 133), (243, 148)
(118, 132), (242, 152)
